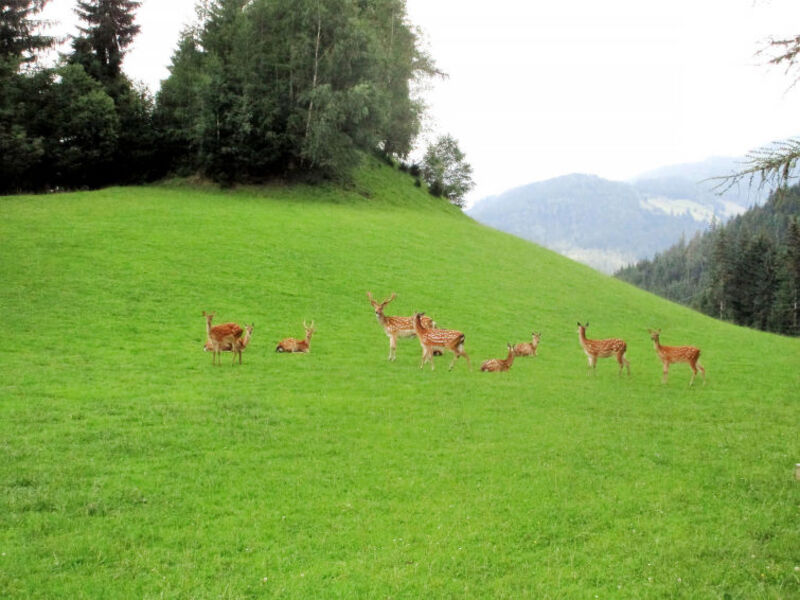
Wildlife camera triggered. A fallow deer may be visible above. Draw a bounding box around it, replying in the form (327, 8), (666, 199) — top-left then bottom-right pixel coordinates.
(203, 311), (244, 366)
(276, 320), (315, 353)
(412, 312), (470, 371)
(367, 292), (437, 360)
(205, 323), (254, 364)
(648, 329), (705, 385)
(577, 322), (630, 375)
(481, 344), (517, 372)
(513, 331), (541, 357)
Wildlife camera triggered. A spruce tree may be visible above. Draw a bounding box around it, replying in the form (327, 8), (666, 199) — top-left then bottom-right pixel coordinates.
(70, 0), (141, 85)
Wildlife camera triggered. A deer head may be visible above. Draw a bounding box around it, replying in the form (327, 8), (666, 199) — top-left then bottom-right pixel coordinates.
(303, 320), (315, 340)
(367, 291), (396, 317)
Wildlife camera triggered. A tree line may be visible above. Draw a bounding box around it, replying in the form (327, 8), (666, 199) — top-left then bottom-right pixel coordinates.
(1, 0), (473, 205)
(615, 186), (800, 336)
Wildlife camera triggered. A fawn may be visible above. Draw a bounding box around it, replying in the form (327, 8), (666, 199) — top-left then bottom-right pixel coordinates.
(577, 322), (630, 375)
(276, 320), (315, 353)
(648, 329), (705, 385)
(203, 311), (244, 365)
(481, 344), (517, 372)
(513, 331), (541, 357)
(412, 312), (470, 371)
(204, 323), (254, 364)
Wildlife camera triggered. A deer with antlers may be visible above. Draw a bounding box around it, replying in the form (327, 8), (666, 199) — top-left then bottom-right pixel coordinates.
(412, 312), (470, 371)
(276, 320), (315, 353)
(648, 329), (705, 385)
(203, 311), (244, 366)
(513, 331), (541, 357)
(577, 322), (630, 376)
(367, 292), (436, 360)
(204, 323), (254, 364)
(481, 344), (517, 372)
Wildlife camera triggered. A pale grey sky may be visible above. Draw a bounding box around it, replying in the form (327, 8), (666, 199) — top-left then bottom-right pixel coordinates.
(42, 0), (800, 205)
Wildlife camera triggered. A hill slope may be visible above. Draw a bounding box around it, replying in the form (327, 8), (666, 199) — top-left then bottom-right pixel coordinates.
(1, 160), (798, 598)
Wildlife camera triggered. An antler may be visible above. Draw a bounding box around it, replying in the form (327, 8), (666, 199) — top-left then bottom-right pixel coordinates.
(383, 292), (397, 305)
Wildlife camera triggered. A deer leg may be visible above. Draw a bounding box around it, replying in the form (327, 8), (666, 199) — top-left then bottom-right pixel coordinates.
(389, 335), (397, 361)
(448, 349), (458, 371)
(621, 353), (631, 376)
(662, 362), (669, 384)
(698, 363), (706, 384)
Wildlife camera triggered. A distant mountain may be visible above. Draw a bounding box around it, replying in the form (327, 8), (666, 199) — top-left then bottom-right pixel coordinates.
(467, 157), (772, 273)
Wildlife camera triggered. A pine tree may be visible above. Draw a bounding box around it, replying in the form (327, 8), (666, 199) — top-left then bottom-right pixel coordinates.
(70, 0), (141, 85)
(786, 218), (800, 332)
(0, 0), (53, 72)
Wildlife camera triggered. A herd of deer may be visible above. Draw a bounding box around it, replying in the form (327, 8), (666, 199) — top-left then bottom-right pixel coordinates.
(202, 292), (706, 385)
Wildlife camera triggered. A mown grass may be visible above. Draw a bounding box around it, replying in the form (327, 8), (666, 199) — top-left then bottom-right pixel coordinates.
(1, 159), (799, 598)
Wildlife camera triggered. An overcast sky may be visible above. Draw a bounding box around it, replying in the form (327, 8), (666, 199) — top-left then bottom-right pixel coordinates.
(42, 0), (800, 205)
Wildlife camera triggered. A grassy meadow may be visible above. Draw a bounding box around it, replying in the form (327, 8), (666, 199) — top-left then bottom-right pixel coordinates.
(1, 160), (799, 598)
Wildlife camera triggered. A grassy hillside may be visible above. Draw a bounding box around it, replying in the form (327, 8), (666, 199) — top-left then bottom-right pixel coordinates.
(1, 160), (799, 599)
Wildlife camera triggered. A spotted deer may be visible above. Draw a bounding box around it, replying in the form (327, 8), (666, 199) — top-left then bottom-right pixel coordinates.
(481, 344), (517, 372)
(276, 320), (315, 353)
(412, 312), (470, 371)
(367, 292), (436, 360)
(648, 329), (705, 385)
(577, 322), (630, 375)
(203, 311), (244, 365)
(513, 331), (541, 357)
(205, 323), (254, 364)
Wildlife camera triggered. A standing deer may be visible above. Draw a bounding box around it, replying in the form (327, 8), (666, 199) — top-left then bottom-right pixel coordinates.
(276, 320), (315, 353)
(513, 331), (542, 357)
(481, 344), (517, 372)
(205, 323), (254, 364)
(648, 329), (705, 385)
(203, 311), (244, 366)
(577, 322), (630, 375)
(412, 312), (470, 371)
(367, 292), (436, 360)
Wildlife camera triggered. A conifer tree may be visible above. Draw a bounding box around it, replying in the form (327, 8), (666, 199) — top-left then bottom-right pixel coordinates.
(70, 0), (141, 85)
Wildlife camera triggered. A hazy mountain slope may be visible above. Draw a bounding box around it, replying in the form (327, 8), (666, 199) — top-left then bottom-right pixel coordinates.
(468, 173), (702, 272)
(468, 157), (772, 273)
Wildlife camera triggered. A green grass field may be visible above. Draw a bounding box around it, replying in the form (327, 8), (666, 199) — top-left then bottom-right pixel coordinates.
(2, 160), (799, 598)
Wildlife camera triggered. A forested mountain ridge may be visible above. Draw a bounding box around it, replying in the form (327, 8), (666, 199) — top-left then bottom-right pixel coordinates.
(467, 158), (766, 273)
(615, 185), (800, 336)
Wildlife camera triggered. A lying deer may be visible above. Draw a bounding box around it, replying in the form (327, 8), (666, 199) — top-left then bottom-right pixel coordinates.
(412, 312), (470, 371)
(204, 323), (254, 364)
(367, 292), (436, 360)
(577, 322), (630, 375)
(276, 320), (315, 353)
(513, 331), (541, 357)
(481, 344), (517, 372)
(648, 328), (705, 385)
(203, 311), (244, 365)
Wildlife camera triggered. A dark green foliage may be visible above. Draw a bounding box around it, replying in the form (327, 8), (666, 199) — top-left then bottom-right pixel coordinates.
(69, 0), (141, 84)
(616, 186), (800, 335)
(0, 0), (53, 68)
(155, 0), (436, 183)
(0, 0), (163, 192)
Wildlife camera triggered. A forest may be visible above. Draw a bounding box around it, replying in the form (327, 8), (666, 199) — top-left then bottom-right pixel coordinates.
(616, 186), (800, 336)
(1, 0), (473, 203)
